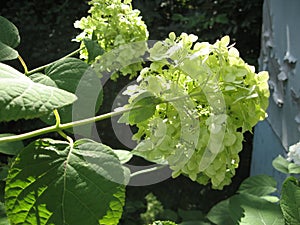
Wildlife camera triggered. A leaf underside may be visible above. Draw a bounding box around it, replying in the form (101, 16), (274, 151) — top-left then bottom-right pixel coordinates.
(5, 139), (127, 225)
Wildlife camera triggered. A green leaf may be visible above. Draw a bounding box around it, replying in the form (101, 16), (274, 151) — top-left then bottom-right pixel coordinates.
(272, 155), (290, 174)
(280, 177), (300, 225)
(39, 58), (103, 127)
(5, 138), (127, 225)
(83, 38), (104, 63)
(0, 42), (19, 62)
(0, 17), (20, 48)
(0, 134), (23, 155)
(128, 92), (161, 124)
(288, 163), (300, 174)
(29, 72), (57, 87)
(272, 155), (300, 174)
(208, 193), (284, 225)
(207, 198), (237, 225)
(113, 150), (133, 164)
(260, 195), (280, 203)
(0, 63), (77, 122)
(238, 175), (277, 197)
(0, 16), (20, 61)
(233, 194), (284, 225)
(0, 202), (9, 225)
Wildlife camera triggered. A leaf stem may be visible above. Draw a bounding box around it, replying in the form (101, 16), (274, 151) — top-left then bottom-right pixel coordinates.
(18, 55), (29, 75)
(130, 165), (166, 178)
(57, 130), (74, 146)
(0, 91), (205, 144)
(53, 109), (74, 145)
(53, 109), (61, 128)
(0, 106), (140, 144)
(27, 48), (82, 75)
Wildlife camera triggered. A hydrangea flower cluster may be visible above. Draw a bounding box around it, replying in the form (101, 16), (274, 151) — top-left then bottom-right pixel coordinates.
(287, 142), (300, 165)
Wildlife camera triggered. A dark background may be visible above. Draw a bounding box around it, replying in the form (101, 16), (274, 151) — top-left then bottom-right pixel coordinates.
(0, 0), (263, 224)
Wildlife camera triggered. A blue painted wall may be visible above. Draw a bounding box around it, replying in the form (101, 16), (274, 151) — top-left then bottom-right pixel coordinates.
(251, 121), (288, 189)
(251, 0), (300, 187)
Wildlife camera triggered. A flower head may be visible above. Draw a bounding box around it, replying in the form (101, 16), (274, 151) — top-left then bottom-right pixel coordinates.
(287, 141), (300, 165)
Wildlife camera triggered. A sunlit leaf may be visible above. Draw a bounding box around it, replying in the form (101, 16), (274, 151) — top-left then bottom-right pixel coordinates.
(5, 138), (127, 225)
(280, 177), (300, 225)
(272, 155), (290, 174)
(235, 194), (284, 225)
(35, 58), (103, 128)
(288, 163), (300, 174)
(113, 150), (133, 164)
(208, 193), (284, 225)
(0, 16), (20, 61)
(238, 175), (277, 197)
(0, 63), (77, 122)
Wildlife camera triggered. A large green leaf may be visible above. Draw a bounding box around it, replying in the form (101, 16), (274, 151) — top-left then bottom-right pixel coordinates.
(0, 63), (77, 122)
(33, 58), (103, 129)
(29, 72), (57, 87)
(5, 138), (128, 225)
(232, 194), (284, 225)
(280, 177), (300, 225)
(208, 193), (284, 225)
(0, 17), (20, 48)
(207, 198), (238, 225)
(0, 16), (20, 61)
(237, 175), (277, 197)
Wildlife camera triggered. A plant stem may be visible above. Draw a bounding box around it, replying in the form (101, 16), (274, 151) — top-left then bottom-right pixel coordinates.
(130, 165), (166, 178)
(0, 91), (205, 144)
(0, 106), (139, 144)
(53, 109), (74, 145)
(0, 125), (58, 143)
(57, 130), (74, 145)
(27, 48), (82, 75)
(18, 55), (29, 75)
(53, 109), (61, 128)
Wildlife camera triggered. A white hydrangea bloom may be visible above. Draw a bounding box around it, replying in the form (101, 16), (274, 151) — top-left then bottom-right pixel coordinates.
(287, 141), (300, 165)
